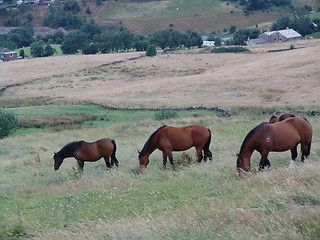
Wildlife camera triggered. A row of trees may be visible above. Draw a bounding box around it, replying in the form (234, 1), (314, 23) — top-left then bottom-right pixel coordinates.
(229, 0), (292, 10)
(272, 15), (318, 36)
(60, 24), (203, 54)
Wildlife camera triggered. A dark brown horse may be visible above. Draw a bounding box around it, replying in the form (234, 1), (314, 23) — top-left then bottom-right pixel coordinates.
(269, 113), (295, 123)
(237, 117), (312, 173)
(139, 125), (212, 170)
(53, 138), (118, 171)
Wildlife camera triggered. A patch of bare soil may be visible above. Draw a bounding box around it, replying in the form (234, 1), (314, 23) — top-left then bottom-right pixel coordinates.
(1, 40), (320, 109)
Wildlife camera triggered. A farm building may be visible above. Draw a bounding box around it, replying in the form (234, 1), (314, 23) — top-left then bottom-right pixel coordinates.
(247, 28), (302, 45)
(202, 41), (215, 47)
(0, 47), (18, 62)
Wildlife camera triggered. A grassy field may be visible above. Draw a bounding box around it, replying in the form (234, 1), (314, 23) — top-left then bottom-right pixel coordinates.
(1, 106), (320, 239)
(1, 39), (320, 239)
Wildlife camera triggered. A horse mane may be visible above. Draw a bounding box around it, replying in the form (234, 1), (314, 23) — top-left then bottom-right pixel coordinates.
(57, 141), (84, 158)
(240, 122), (268, 154)
(269, 115), (278, 123)
(139, 125), (167, 158)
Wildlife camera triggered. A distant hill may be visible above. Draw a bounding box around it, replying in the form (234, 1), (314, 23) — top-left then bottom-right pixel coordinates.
(0, 0), (315, 35)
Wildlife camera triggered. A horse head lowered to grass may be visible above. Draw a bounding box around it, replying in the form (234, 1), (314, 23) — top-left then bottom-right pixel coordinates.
(237, 117), (312, 174)
(138, 124), (212, 170)
(53, 138), (118, 172)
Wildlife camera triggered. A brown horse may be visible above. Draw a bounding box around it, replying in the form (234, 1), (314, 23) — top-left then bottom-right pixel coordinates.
(53, 138), (118, 171)
(269, 113), (295, 123)
(237, 117), (312, 173)
(139, 125), (212, 170)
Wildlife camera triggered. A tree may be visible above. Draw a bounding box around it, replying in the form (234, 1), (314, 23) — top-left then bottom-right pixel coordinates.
(19, 49), (25, 59)
(85, 7), (91, 14)
(44, 44), (55, 57)
(7, 27), (34, 48)
(272, 15), (314, 36)
(30, 41), (54, 57)
(26, 13), (33, 23)
(30, 40), (45, 57)
(215, 37), (222, 46)
(80, 22), (102, 39)
(0, 109), (19, 138)
(229, 25), (237, 34)
(63, 0), (81, 14)
(233, 28), (260, 45)
(61, 31), (89, 54)
(146, 44), (157, 56)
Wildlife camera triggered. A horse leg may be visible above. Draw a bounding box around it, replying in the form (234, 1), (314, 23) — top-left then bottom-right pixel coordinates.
(289, 144), (298, 167)
(162, 151), (168, 167)
(77, 160), (84, 173)
(111, 155), (119, 167)
(259, 151), (270, 171)
(165, 150), (175, 170)
(104, 156), (111, 168)
(300, 143), (310, 162)
(204, 149), (212, 161)
(196, 147), (203, 163)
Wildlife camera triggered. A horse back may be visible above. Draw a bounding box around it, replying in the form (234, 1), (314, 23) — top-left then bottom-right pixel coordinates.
(158, 125), (209, 151)
(78, 138), (114, 161)
(270, 117), (312, 146)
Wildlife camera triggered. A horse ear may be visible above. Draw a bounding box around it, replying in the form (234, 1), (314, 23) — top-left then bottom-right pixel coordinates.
(236, 153), (239, 157)
(137, 150), (141, 154)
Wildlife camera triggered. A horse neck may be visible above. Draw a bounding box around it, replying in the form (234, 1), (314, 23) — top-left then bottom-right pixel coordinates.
(140, 134), (158, 158)
(57, 148), (75, 159)
(140, 143), (156, 158)
(239, 138), (255, 160)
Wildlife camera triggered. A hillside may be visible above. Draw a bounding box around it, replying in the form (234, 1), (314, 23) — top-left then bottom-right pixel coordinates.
(1, 39), (320, 109)
(0, 0), (299, 35)
(0, 39), (320, 239)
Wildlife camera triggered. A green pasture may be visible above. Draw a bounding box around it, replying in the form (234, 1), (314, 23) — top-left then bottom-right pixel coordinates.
(0, 105), (320, 239)
(16, 44), (63, 58)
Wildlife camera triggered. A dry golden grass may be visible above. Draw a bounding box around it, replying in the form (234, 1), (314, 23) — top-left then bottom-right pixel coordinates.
(1, 39), (320, 109)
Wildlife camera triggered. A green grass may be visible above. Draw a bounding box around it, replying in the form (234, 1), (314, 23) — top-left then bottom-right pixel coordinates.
(16, 44), (63, 58)
(0, 106), (320, 239)
(307, 31), (320, 39)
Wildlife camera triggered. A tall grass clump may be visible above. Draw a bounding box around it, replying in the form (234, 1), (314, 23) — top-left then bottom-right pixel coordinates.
(0, 109), (19, 138)
(154, 110), (178, 121)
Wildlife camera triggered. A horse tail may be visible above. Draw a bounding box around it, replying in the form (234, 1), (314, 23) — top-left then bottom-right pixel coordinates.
(303, 117), (312, 156)
(111, 139), (119, 167)
(307, 137), (312, 156)
(204, 128), (212, 152)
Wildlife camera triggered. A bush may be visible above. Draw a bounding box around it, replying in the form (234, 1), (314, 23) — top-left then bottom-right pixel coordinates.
(154, 110), (178, 121)
(0, 109), (19, 138)
(146, 44), (157, 56)
(212, 47), (251, 53)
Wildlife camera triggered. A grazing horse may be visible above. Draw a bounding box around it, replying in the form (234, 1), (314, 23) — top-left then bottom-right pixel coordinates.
(269, 113), (295, 123)
(53, 138), (118, 171)
(139, 125), (212, 170)
(237, 117), (312, 174)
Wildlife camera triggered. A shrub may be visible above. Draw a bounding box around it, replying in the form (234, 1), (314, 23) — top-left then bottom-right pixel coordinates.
(146, 44), (157, 56)
(154, 110), (178, 120)
(0, 109), (19, 138)
(212, 47), (251, 53)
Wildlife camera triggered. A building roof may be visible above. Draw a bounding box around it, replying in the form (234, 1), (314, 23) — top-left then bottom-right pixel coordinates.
(247, 38), (268, 45)
(3, 51), (17, 54)
(262, 28), (302, 38)
(0, 47), (10, 52)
